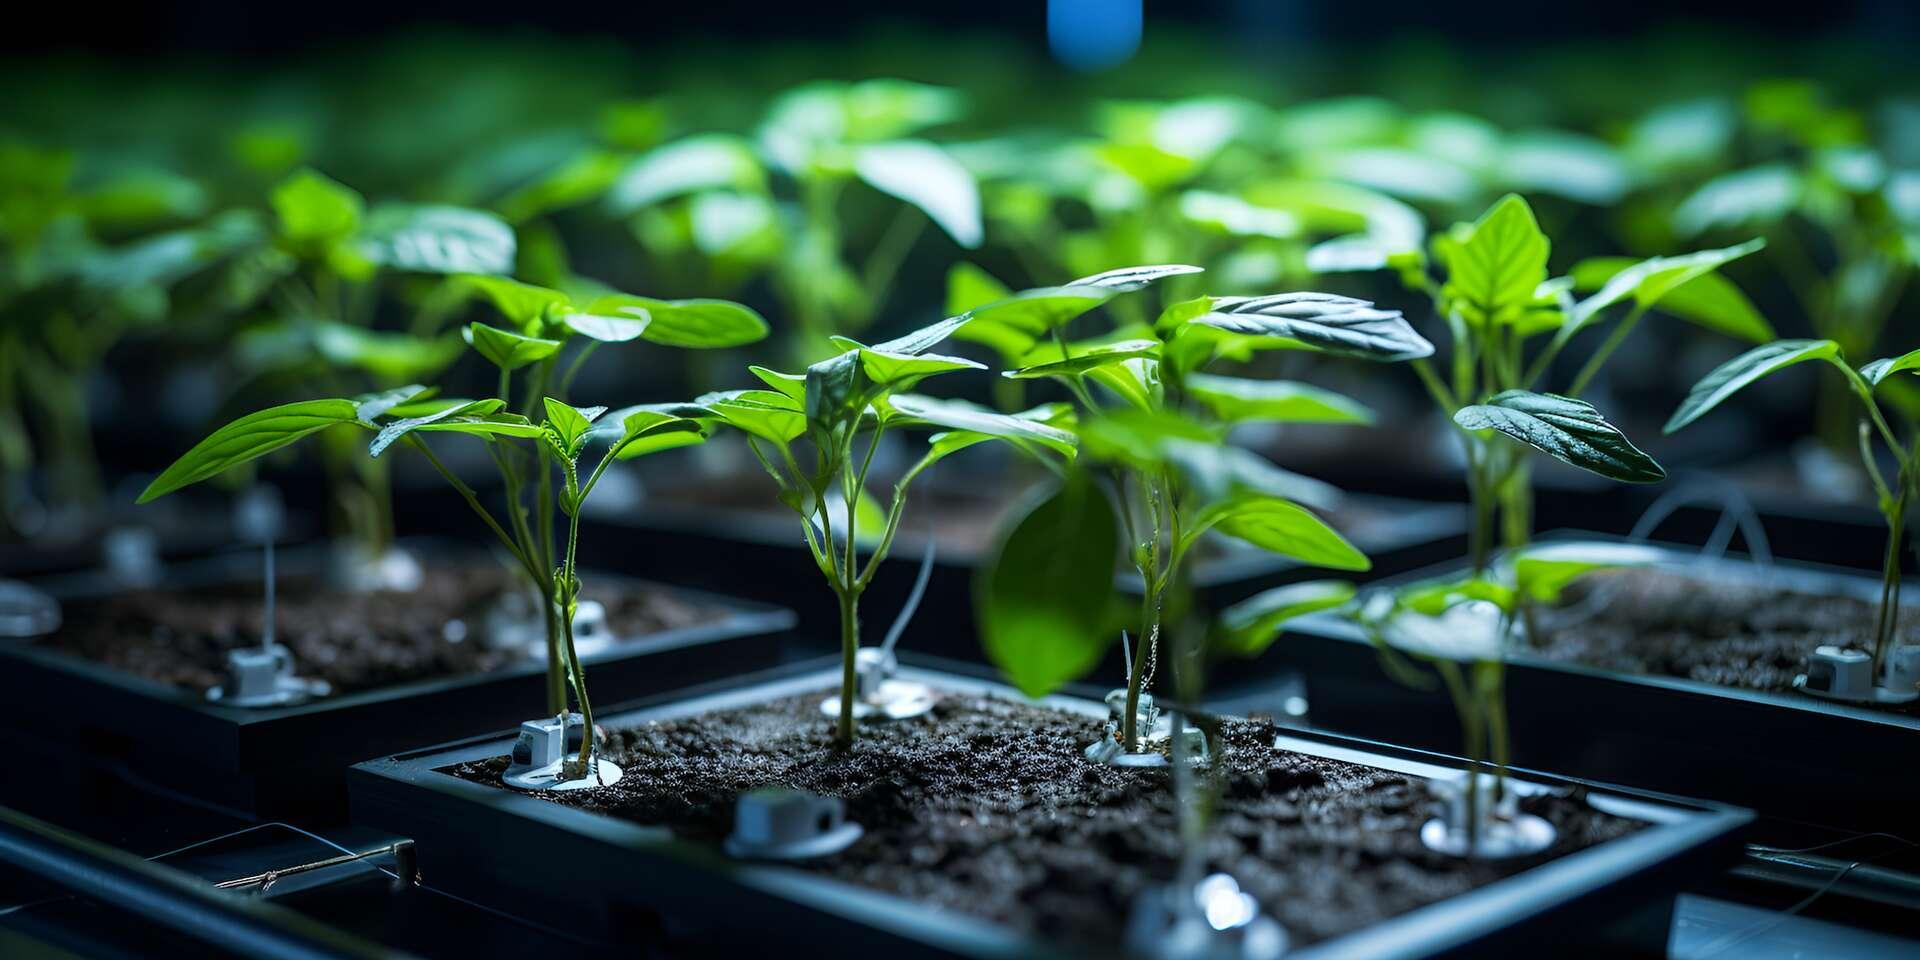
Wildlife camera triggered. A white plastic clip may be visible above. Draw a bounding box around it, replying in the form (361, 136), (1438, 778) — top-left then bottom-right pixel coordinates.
(724, 788), (862, 860)
(1419, 771), (1555, 859)
(503, 713), (621, 791)
(1125, 872), (1288, 960)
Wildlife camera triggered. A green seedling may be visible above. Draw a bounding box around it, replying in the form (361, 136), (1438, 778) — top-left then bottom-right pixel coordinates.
(699, 312), (1077, 746)
(140, 278), (765, 779)
(978, 264), (1430, 752)
(1666, 339), (1920, 680)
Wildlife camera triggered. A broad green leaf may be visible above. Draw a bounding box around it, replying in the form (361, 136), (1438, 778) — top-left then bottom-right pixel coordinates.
(1184, 495), (1370, 570)
(1162, 441), (1341, 511)
(271, 168), (362, 250)
(858, 349), (983, 389)
(1077, 407), (1215, 467)
(359, 204), (515, 275)
(979, 471), (1121, 698)
(966, 286), (1115, 337)
(1673, 165), (1801, 237)
(1513, 542), (1666, 604)
(464, 275), (568, 331)
(605, 134), (765, 214)
(609, 408), (707, 459)
(1861, 348), (1920, 387)
(888, 394), (1078, 458)
(1218, 580), (1356, 657)
(1069, 263), (1204, 292)
(854, 140), (983, 248)
(369, 398), (509, 457)
(353, 385), (434, 422)
(1155, 295), (1216, 332)
(1498, 131), (1629, 204)
(1004, 339), (1161, 380)
(748, 366), (808, 403)
(542, 398), (606, 450)
(946, 262), (1012, 316)
(315, 324), (465, 382)
(699, 389), (808, 444)
(868, 313), (975, 356)
(1455, 390), (1666, 483)
(1437, 194), (1550, 328)
(1084, 358), (1158, 411)
(1192, 293), (1433, 361)
(139, 399), (362, 502)
(563, 309), (649, 343)
(1566, 239), (1769, 338)
(1664, 340), (1842, 433)
(804, 350), (864, 440)
(583, 295), (768, 348)
(1178, 190), (1299, 238)
(465, 323), (562, 371)
(1569, 253), (1773, 343)
(1400, 577), (1515, 617)
(1185, 373), (1373, 425)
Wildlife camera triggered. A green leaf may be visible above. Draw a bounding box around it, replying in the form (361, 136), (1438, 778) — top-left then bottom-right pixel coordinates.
(965, 287), (1116, 337)
(749, 366), (808, 403)
(854, 140), (982, 248)
(1069, 263), (1204, 292)
(1673, 165), (1801, 237)
(316, 324), (465, 382)
(607, 408), (707, 459)
(869, 313), (974, 356)
(1566, 239), (1769, 339)
(1084, 358), (1158, 411)
(946, 262), (1012, 316)
(1178, 190), (1299, 238)
(139, 399), (361, 502)
(271, 168), (362, 250)
(1513, 541), (1666, 604)
(1184, 495), (1370, 570)
(369, 398), (510, 457)
(353, 385), (434, 422)
(1861, 348), (1920, 387)
(1185, 373), (1373, 425)
(1664, 340), (1842, 433)
(1005, 339), (1161, 380)
(979, 472), (1121, 698)
(888, 394), (1078, 458)
(1569, 253), (1773, 343)
(699, 389), (808, 444)
(605, 134), (765, 214)
(464, 275), (569, 331)
(562, 309), (649, 343)
(1399, 577), (1515, 617)
(542, 398), (605, 450)
(582, 295), (768, 348)
(1218, 580), (1356, 657)
(1077, 407), (1215, 467)
(1455, 390), (1666, 483)
(858, 349), (983, 389)
(464, 323), (562, 371)
(1437, 193), (1550, 328)
(1191, 293), (1433, 361)
(359, 204), (515, 275)
(1163, 441), (1342, 511)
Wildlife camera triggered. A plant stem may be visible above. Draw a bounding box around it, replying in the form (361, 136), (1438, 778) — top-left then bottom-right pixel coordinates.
(835, 587), (859, 747)
(1122, 575), (1160, 752)
(1872, 480), (1910, 675)
(1567, 306), (1646, 398)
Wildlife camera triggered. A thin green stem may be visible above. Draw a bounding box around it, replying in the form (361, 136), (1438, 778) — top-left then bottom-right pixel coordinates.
(1567, 306), (1647, 398)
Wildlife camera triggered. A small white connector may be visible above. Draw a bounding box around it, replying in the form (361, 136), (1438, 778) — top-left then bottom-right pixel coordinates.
(1419, 771), (1555, 859)
(502, 713), (621, 791)
(1125, 872), (1288, 960)
(207, 644), (329, 707)
(1796, 644), (1920, 705)
(817, 647), (936, 721)
(723, 787), (862, 860)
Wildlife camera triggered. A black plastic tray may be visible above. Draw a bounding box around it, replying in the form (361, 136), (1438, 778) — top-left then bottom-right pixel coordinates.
(0, 541), (796, 819)
(581, 488), (1465, 667)
(347, 659), (1749, 959)
(1260, 531), (1919, 839)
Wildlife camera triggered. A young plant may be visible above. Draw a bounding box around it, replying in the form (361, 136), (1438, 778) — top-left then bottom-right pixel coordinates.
(698, 314), (1076, 746)
(978, 264), (1431, 753)
(139, 280), (764, 779)
(1366, 193), (1772, 575)
(1665, 339), (1920, 680)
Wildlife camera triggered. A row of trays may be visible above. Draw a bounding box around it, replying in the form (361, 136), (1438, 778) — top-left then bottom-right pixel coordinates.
(0, 475), (1910, 957)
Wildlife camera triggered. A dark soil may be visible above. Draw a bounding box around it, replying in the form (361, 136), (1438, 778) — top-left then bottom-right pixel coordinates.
(1531, 567), (1919, 710)
(39, 566), (719, 696)
(449, 690), (1638, 951)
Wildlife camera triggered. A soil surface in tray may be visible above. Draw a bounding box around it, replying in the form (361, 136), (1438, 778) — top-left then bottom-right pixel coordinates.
(449, 690), (1638, 950)
(1532, 567), (1920, 711)
(40, 566), (719, 696)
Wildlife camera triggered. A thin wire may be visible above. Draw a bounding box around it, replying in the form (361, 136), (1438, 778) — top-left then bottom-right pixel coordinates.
(1689, 833), (1919, 960)
(879, 532), (937, 656)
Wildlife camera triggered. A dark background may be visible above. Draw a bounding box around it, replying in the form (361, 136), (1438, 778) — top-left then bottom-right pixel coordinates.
(6, 0), (1917, 58)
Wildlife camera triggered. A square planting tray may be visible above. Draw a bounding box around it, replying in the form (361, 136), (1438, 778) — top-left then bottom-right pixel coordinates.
(348, 660), (1748, 958)
(0, 541), (795, 819)
(1258, 531), (1918, 839)
(581, 485), (1464, 668)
